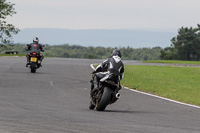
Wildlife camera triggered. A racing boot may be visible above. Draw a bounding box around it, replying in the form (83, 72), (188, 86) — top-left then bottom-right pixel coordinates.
(38, 60), (42, 68)
(26, 56), (30, 67)
(26, 62), (30, 67)
(39, 56), (43, 67)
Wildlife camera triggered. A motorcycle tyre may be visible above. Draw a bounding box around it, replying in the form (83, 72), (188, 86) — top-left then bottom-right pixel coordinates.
(96, 87), (111, 111)
(30, 63), (37, 73)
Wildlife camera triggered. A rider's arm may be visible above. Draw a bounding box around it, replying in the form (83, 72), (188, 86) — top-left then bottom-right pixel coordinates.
(26, 44), (31, 51)
(101, 59), (109, 68)
(39, 44), (44, 52)
(94, 59), (109, 73)
(95, 64), (102, 72)
(119, 65), (124, 80)
(120, 65), (124, 74)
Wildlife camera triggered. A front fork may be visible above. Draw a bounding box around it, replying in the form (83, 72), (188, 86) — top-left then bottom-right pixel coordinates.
(90, 78), (103, 105)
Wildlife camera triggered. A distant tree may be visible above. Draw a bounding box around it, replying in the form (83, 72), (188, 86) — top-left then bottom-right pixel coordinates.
(160, 47), (177, 60)
(0, 0), (19, 43)
(161, 24), (200, 60)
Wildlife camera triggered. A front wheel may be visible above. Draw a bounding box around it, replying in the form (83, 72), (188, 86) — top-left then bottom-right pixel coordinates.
(89, 101), (95, 110)
(96, 87), (112, 111)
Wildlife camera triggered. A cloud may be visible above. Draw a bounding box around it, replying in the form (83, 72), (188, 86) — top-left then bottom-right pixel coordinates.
(7, 0), (200, 30)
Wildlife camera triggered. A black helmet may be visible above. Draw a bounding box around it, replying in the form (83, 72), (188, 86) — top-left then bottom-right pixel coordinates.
(33, 37), (39, 43)
(111, 50), (122, 58)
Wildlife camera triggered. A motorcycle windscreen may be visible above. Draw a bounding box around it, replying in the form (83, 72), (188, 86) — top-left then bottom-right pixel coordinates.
(30, 57), (37, 62)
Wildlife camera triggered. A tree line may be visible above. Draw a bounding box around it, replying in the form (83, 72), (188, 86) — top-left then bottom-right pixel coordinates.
(0, 44), (162, 60)
(2, 23), (200, 61)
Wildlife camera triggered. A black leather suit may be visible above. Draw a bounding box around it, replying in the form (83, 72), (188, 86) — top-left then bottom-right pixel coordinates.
(26, 41), (44, 64)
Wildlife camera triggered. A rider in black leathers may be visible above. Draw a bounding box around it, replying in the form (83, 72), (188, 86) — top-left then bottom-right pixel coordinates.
(91, 50), (124, 95)
(26, 37), (44, 67)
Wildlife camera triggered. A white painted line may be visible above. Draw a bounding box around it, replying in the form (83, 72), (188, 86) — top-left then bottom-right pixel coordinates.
(124, 87), (200, 109)
(50, 81), (53, 87)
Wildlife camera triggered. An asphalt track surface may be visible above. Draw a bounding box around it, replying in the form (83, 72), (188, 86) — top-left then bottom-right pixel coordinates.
(0, 57), (199, 133)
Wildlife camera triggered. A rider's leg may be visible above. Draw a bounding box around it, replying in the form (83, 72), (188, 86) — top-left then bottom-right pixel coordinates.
(39, 54), (44, 66)
(26, 54), (30, 67)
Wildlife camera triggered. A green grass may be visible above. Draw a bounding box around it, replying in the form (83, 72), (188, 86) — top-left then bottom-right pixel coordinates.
(143, 60), (200, 65)
(121, 65), (200, 106)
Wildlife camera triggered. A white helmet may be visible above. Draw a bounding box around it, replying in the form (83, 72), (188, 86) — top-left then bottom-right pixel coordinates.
(33, 37), (39, 43)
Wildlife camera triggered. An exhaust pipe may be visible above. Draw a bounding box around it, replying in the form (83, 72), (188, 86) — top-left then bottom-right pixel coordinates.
(116, 93), (121, 99)
(111, 92), (121, 104)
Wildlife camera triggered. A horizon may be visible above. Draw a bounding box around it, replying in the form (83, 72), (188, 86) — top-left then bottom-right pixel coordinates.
(12, 28), (176, 48)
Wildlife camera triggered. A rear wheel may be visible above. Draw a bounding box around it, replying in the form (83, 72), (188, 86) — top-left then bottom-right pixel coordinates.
(96, 87), (111, 111)
(31, 68), (36, 73)
(30, 63), (37, 73)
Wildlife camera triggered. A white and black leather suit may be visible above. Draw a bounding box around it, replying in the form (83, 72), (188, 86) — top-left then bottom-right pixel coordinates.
(92, 55), (124, 93)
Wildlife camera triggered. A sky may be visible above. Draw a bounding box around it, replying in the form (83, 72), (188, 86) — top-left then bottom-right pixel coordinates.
(7, 0), (200, 31)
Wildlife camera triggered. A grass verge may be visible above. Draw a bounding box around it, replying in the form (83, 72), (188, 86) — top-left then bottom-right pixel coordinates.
(121, 65), (200, 106)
